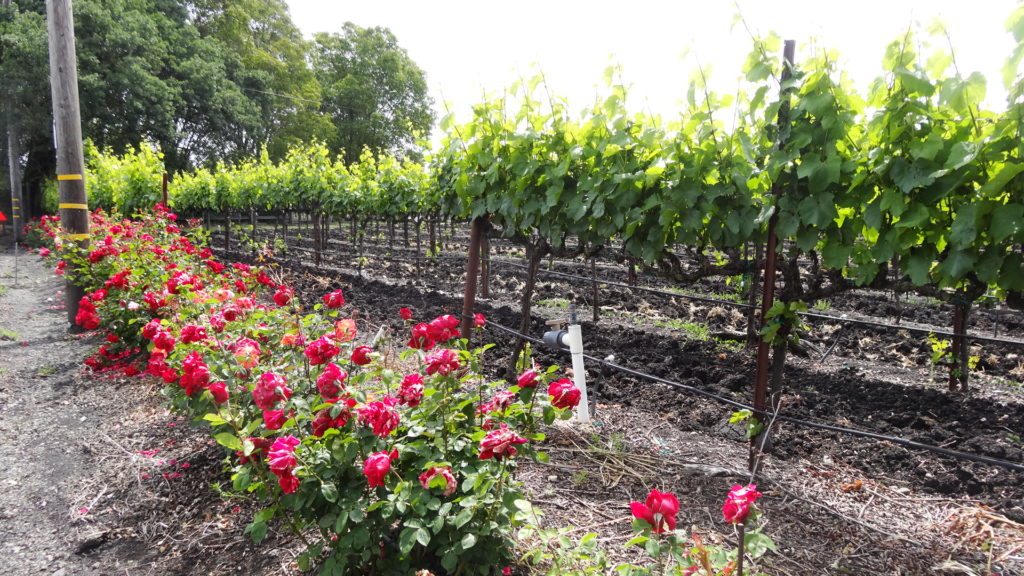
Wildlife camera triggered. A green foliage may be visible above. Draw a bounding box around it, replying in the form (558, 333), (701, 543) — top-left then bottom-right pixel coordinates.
(312, 23), (435, 165)
(85, 141), (166, 214)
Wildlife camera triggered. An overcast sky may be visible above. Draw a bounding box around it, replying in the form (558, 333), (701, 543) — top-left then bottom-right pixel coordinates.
(285, 1), (1019, 136)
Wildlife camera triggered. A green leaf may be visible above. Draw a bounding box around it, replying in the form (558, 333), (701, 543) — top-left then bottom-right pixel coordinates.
(744, 531), (778, 558)
(214, 432), (242, 451)
(398, 526), (417, 555)
(991, 203), (1024, 242)
(415, 527), (431, 547)
(454, 508), (473, 528)
(904, 249), (934, 286)
(244, 521), (268, 543)
(890, 158), (935, 193)
(979, 163), (1024, 197)
(321, 482), (338, 503)
(948, 204), (978, 248)
(460, 533), (478, 550)
(937, 249), (978, 283)
(203, 413), (228, 427)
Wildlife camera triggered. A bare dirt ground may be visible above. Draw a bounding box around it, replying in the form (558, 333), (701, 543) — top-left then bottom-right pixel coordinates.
(3, 226), (1023, 576)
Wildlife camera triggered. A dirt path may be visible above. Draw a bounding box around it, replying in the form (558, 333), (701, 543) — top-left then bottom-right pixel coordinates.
(0, 247), (109, 575)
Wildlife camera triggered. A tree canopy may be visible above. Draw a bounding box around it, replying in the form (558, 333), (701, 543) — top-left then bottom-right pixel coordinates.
(0, 0), (433, 217)
(312, 23), (435, 164)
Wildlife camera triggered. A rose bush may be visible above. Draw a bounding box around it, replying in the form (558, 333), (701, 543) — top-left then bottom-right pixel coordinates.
(39, 207), (582, 575)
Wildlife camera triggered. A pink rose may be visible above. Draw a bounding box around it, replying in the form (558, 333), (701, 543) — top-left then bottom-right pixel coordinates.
(419, 466), (457, 497)
(232, 338), (261, 369)
(477, 390), (516, 415)
(478, 425), (527, 461)
(363, 449), (398, 488)
(351, 345), (373, 366)
(267, 435), (300, 473)
(631, 489), (679, 533)
(548, 378), (581, 409)
(722, 484), (762, 525)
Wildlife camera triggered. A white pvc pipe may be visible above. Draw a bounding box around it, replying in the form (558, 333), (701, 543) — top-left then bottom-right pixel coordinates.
(567, 323), (591, 424)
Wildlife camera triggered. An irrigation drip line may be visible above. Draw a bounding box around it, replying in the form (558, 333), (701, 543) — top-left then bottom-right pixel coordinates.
(478, 317), (1024, 473)
(494, 259), (1024, 348)
(494, 259), (757, 310)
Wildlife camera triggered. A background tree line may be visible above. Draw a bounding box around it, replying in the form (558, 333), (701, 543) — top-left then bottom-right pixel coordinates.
(0, 0), (434, 219)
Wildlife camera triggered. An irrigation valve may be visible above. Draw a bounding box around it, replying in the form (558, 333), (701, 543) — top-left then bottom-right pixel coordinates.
(543, 304), (591, 424)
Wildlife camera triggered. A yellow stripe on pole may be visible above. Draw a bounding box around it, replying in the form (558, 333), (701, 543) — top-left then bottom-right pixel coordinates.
(59, 203), (89, 210)
(56, 173), (83, 181)
(67, 233), (90, 240)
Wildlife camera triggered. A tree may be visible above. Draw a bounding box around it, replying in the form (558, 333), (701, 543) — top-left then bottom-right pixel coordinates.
(312, 23), (434, 164)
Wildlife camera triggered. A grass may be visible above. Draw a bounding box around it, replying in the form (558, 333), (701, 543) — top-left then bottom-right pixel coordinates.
(537, 298), (571, 310)
(653, 317), (710, 340)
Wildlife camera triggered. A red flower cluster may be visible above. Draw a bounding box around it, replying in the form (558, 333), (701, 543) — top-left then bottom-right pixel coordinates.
(267, 436), (301, 493)
(273, 286), (293, 306)
(179, 351), (210, 396)
(311, 399), (356, 437)
(357, 398), (400, 437)
(231, 338), (261, 369)
(75, 296), (101, 330)
(722, 483), (762, 524)
(630, 489), (679, 533)
(478, 425), (527, 461)
(180, 324), (208, 344)
(252, 372), (292, 410)
(303, 336), (340, 366)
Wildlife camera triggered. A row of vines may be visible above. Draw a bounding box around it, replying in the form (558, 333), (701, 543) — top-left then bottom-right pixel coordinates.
(83, 16), (1024, 392)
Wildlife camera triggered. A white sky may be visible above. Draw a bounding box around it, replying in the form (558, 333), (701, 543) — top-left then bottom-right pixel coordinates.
(286, 1), (1019, 138)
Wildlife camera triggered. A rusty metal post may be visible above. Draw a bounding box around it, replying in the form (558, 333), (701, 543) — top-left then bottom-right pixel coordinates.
(751, 40), (795, 469)
(460, 217), (484, 343)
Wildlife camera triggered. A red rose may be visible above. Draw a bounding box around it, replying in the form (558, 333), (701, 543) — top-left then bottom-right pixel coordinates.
(180, 324), (208, 344)
(424, 348), (460, 376)
(322, 289), (345, 309)
(351, 345), (373, 366)
(267, 436), (301, 494)
(478, 425), (527, 461)
(273, 286), (293, 307)
(631, 489), (679, 533)
(399, 307), (413, 321)
(477, 390), (516, 415)
(263, 409), (288, 431)
(548, 378), (581, 409)
(303, 336), (340, 366)
(316, 363), (348, 400)
(407, 323), (435, 351)
(722, 484), (762, 525)
(397, 373), (425, 407)
(517, 368), (540, 389)
(209, 381), (229, 404)
(252, 372), (292, 409)
(153, 331), (176, 352)
(363, 449), (398, 488)
(357, 398), (400, 437)
(473, 313), (486, 327)
(419, 466), (457, 497)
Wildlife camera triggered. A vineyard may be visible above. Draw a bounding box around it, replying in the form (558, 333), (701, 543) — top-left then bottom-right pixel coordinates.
(5, 13), (1024, 576)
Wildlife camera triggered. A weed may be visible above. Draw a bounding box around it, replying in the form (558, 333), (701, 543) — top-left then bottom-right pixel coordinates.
(0, 327), (18, 341)
(653, 318), (710, 340)
(37, 365), (56, 376)
(571, 470), (589, 486)
(537, 298), (571, 310)
(813, 300), (832, 311)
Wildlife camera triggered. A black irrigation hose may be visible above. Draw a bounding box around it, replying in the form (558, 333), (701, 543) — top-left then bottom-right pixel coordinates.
(494, 259), (1024, 348)
(494, 259), (758, 310)
(479, 318), (1024, 473)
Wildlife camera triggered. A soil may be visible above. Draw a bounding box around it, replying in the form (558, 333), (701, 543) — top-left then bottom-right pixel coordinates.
(3, 219), (1023, 576)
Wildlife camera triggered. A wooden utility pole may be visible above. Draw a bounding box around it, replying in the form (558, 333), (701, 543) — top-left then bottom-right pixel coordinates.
(3, 1), (23, 242)
(46, 0), (90, 328)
